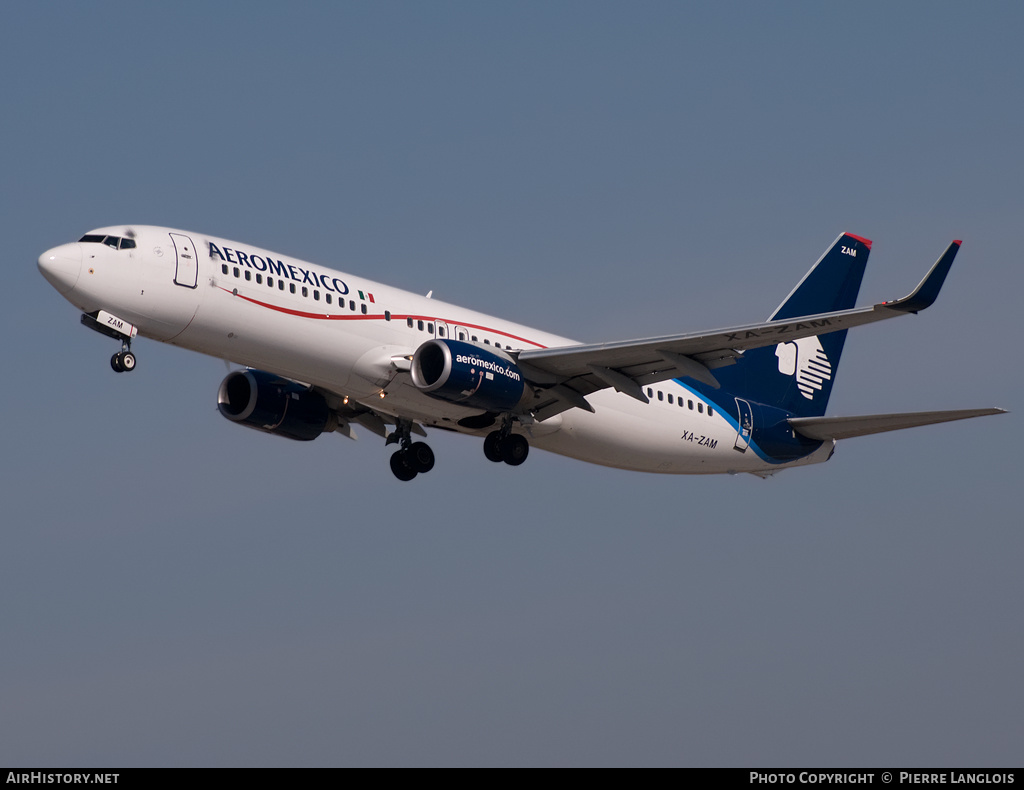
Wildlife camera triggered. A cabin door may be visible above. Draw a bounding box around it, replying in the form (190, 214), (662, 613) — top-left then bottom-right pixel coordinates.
(170, 233), (199, 288)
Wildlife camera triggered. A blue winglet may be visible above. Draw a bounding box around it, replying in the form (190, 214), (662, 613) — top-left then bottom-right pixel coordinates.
(885, 240), (961, 313)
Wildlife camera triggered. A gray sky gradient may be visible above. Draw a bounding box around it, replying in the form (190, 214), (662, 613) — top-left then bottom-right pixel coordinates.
(2, 0), (1020, 766)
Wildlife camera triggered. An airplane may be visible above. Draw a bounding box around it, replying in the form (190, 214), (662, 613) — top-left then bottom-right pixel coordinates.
(37, 226), (1005, 481)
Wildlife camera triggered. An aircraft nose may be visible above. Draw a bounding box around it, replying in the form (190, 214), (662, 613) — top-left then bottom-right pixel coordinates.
(38, 243), (83, 294)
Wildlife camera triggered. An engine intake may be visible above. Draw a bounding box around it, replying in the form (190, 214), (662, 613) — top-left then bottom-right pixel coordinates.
(411, 339), (525, 412)
(217, 369), (333, 441)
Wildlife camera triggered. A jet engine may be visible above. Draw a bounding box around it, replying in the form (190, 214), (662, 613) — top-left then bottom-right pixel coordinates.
(410, 339), (525, 412)
(217, 369), (334, 441)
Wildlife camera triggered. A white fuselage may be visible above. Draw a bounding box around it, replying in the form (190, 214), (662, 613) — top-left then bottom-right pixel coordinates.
(39, 225), (834, 475)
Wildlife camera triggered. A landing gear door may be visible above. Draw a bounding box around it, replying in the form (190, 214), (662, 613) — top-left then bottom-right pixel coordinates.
(170, 233), (199, 288)
(733, 397), (754, 453)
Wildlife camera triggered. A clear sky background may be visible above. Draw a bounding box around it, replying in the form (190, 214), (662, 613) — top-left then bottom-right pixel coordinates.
(2, 1), (1021, 767)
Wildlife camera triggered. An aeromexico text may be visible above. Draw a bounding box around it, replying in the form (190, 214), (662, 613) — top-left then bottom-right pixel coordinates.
(208, 243), (350, 295)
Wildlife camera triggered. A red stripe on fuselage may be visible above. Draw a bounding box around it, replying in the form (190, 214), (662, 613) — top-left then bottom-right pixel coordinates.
(219, 287), (548, 349)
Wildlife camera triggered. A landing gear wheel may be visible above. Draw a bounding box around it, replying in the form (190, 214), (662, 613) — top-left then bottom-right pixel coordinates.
(390, 451), (417, 481)
(483, 431), (504, 463)
(110, 350), (136, 373)
(407, 442), (435, 474)
(501, 434), (529, 466)
(386, 420), (435, 480)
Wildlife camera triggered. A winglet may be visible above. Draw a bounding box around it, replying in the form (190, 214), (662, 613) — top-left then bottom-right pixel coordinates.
(884, 240), (961, 314)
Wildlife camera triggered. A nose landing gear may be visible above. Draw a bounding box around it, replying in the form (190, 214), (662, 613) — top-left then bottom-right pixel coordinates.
(111, 347), (136, 373)
(110, 340), (136, 373)
(80, 311), (139, 374)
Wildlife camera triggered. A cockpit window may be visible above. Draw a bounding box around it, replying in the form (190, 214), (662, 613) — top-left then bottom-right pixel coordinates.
(78, 234), (135, 250)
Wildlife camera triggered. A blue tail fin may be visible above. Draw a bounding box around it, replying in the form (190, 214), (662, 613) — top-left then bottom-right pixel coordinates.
(712, 232), (871, 417)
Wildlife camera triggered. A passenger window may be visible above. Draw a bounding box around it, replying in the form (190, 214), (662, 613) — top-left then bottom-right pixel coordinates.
(657, 391), (663, 401)
(647, 388), (653, 398)
(427, 323), (434, 334)
(221, 264), (228, 275)
(233, 267), (240, 278)
(459, 332), (466, 340)
(698, 403), (703, 414)
(438, 327), (445, 337)
(667, 394), (673, 404)
(708, 407), (714, 417)
(385, 311), (391, 321)
(278, 280), (285, 290)
(256, 274), (263, 284)
(361, 304), (367, 314)
(290, 284), (296, 294)
(245, 271), (251, 281)
(407, 318), (414, 328)
(314, 290), (320, 301)
(326, 294), (332, 305)
(418, 320), (424, 331)
(688, 400), (694, 410)
(471, 335), (478, 342)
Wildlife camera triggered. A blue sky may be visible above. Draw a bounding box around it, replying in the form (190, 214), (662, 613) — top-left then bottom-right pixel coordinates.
(2, 1), (1021, 766)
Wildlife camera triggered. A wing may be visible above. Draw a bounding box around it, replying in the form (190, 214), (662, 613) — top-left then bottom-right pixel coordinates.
(516, 241), (962, 421)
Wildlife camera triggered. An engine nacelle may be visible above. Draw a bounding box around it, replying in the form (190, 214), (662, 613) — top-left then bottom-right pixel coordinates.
(217, 369), (333, 441)
(410, 339), (525, 412)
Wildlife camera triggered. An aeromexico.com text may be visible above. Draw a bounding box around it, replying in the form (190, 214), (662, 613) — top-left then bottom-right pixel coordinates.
(455, 354), (521, 381)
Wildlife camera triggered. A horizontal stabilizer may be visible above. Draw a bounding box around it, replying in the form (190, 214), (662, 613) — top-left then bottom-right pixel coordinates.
(789, 408), (1006, 441)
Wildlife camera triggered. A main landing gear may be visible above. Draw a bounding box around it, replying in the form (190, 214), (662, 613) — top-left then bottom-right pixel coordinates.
(384, 417), (530, 481)
(110, 340), (136, 373)
(483, 419), (529, 466)
(386, 420), (435, 482)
